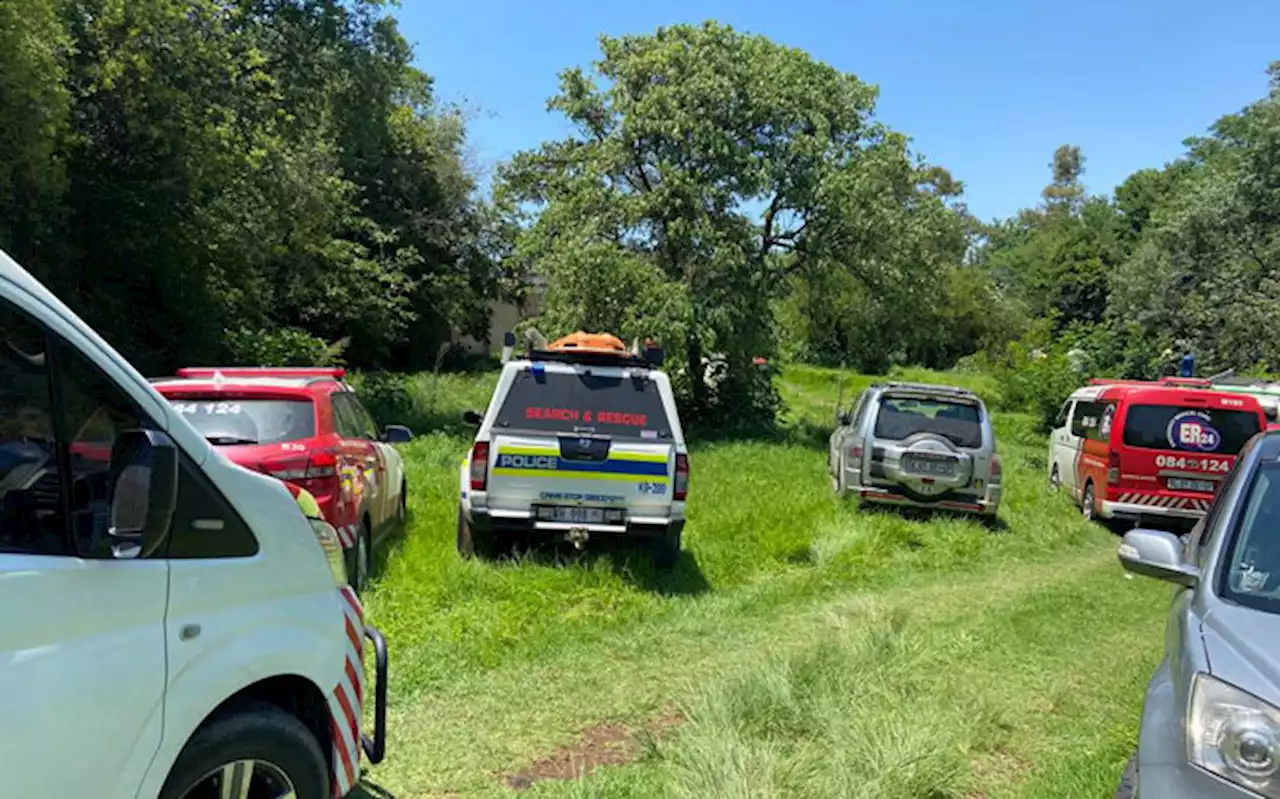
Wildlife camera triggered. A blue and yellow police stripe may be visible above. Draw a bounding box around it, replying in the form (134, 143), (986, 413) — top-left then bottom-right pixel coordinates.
(493, 446), (670, 483)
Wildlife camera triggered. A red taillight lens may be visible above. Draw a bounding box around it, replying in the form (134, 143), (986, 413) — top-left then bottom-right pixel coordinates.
(263, 448), (338, 483)
(674, 453), (689, 501)
(850, 445), (863, 459)
(470, 442), (490, 491)
(990, 454), (1001, 479)
(1108, 451), (1121, 485)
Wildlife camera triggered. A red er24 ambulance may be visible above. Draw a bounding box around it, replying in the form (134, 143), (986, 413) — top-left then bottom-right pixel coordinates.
(1047, 377), (1266, 529)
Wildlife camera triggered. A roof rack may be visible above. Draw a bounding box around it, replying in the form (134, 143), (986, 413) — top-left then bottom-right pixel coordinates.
(524, 330), (666, 369)
(175, 366), (346, 380)
(1087, 376), (1212, 389)
(527, 349), (659, 369)
(876, 381), (978, 398)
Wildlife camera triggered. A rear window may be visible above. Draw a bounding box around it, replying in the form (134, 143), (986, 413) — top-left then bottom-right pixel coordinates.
(1121, 404), (1261, 455)
(168, 397), (315, 445)
(494, 370), (673, 440)
(873, 395), (983, 449)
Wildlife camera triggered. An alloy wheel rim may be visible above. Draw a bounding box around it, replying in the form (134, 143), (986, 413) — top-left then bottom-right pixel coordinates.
(181, 759), (296, 799)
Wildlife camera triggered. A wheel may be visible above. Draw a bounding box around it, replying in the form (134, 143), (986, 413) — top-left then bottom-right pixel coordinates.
(346, 521), (371, 594)
(1082, 481), (1097, 522)
(159, 701), (328, 799)
(397, 481), (407, 524)
(1115, 753), (1137, 799)
(457, 506), (499, 559)
(1049, 464), (1061, 492)
(652, 525), (681, 570)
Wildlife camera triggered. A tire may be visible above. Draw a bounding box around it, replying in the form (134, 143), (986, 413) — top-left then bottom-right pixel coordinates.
(652, 525), (681, 570)
(1049, 464), (1061, 492)
(1083, 481), (1097, 522)
(159, 701), (328, 799)
(1115, 753), (1137, 799)
(346, 521), (371, 594)
(397, 481), (407, 524)
(457, 506), (499, 559)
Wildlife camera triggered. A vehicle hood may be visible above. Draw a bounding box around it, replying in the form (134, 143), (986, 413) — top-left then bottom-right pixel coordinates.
(1202, 603), (1280, 706)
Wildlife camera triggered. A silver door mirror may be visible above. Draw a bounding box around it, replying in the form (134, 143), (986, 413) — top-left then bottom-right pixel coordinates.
(1118, 528), (1199, 587)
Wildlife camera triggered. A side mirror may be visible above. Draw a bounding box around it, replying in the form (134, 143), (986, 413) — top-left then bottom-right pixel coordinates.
(1118, 528), (1199, 587)
(108, 429), (179, 560)
(462, 410), (483, 427)
(838, 412), (851, 426)
(382, 424), (413, 444)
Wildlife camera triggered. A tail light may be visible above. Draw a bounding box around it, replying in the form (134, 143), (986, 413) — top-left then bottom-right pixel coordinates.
(1108, 451), (1121, 485)
(674, 453), (690, 501)
(850, 445), (863, 459)
(283, 481), (347, 586)
(470, 441), (490, 491)
(263, 448), (338, 483)
(990, 454), (1001, 480)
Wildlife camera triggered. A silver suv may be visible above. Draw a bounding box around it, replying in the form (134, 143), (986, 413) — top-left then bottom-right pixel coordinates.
(1117, 429), (1280, 798)
(828, 381), (1001, 521)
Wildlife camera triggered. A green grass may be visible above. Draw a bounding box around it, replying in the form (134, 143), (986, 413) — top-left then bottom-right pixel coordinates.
(356, 365), (1170, 799)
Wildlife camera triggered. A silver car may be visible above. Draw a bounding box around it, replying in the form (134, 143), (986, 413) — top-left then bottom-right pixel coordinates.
(1118, 429), (1280, 798)
(827, 381), (1001, 520)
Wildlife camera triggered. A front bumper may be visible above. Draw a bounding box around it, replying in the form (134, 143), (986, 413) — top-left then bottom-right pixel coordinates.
(361, 623), (388, 766)
(856, 485), (999, 515)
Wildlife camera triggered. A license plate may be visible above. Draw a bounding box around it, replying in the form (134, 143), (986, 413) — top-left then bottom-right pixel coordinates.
(549, 506), (605, 524)
(1168, 477), (1215, 493)
(904, 456), (956, 476)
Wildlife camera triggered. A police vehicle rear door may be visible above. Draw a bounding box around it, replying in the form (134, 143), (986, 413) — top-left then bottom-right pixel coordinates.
(486, 361), (675, 526)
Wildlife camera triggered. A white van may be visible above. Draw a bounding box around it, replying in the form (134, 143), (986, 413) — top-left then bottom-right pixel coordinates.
(0, 248), (387, 799)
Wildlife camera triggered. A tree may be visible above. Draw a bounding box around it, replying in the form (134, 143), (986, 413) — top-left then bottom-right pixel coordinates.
(500, 21), (974, 421)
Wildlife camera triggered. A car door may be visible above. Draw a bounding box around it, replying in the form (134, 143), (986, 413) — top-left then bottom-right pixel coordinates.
(332, 392), (382, 531)
(347, 394), (393, 532)
(0, 303), (168, 799)
(1050, 400), (1077, 491)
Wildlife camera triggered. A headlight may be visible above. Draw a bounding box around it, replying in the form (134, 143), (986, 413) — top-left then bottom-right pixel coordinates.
(1190, 672), (1280, 795)
(308, 517), (349, 587)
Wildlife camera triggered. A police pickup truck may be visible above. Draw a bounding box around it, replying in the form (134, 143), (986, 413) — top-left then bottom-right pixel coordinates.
(457, 333), (689, 567)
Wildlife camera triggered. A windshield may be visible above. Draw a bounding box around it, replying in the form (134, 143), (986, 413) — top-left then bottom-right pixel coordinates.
(168, 397), (315, 445)
(494, 368), (673, 440)
(1221, 462), (1280, 615)
(1122, 404), (1260, 454)
(873, 395), (983, 449)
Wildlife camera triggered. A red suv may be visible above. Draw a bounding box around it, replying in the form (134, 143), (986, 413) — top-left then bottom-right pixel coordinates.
(152, 367), (413, 590)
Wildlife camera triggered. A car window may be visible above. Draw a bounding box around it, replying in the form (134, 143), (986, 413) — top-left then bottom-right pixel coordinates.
(0, 305), (63, 555)
(1191, 455), (1246, 566)
(168, 397), (315, 445)
(1055, 401), (1072, 430)
(330, 393), (364, 439)
(54, 338), (159, 557)
(872, 395), (982, 449)
(348, 395), (379, 439)
(1220, 462), (1280, 613)
(494, 368), (674, 440)
(851, 393), (871, 429)
(1122, 404), (1261, 455)
(1072, 401), (1100, 438)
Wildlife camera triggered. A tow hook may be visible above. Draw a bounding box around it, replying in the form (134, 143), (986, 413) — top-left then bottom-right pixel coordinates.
(567, 527), (590, 550)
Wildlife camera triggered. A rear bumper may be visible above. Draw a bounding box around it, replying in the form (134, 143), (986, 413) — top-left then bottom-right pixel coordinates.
(1100, 496), (1210, 523)
(469, 507), (682, 539)
(856, 485), (999, 515)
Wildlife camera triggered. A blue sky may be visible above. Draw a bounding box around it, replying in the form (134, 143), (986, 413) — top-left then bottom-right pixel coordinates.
(395, 0), (1279, 222)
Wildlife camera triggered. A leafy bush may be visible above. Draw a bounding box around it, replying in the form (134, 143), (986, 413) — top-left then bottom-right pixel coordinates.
(223, 327), (344, 367)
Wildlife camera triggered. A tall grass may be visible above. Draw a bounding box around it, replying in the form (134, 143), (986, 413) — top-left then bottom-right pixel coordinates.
(355, 365), (1165, 799)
